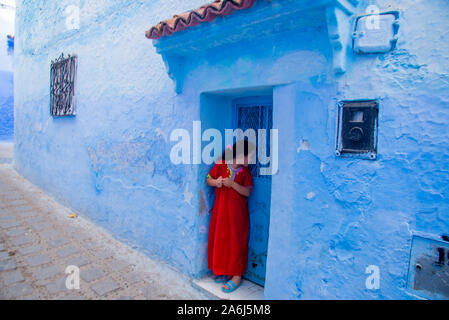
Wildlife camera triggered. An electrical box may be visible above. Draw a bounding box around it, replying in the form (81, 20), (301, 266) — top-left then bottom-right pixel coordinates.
(336, 100), (379, 159)
(353, 12), (399, 54)
(407, 236), (449, 300)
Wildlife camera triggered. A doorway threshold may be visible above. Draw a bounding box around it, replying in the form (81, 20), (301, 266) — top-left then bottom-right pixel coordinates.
(192, 276), (264, 300)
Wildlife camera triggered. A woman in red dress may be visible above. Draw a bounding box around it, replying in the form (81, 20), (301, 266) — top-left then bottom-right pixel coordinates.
(206, 140), (256, 293)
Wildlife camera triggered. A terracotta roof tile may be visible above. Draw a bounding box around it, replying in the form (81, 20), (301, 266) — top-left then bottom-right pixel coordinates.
(146, 0), (257, 40)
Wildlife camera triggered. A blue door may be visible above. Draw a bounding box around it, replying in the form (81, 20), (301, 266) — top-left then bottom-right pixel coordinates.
(233, 96), (272, 287)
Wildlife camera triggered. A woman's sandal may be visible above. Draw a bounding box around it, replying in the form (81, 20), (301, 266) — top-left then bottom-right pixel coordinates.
(221, 279), (242, 293)
(214, 275), (229, 283)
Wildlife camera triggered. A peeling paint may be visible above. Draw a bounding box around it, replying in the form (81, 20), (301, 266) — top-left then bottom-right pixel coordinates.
(306, 192), (316, 200)
(198, 189), (206, 216)
(183, 183), (193, 206)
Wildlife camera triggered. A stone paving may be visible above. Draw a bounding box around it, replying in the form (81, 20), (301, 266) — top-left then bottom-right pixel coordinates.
(0, 162), (209, 300)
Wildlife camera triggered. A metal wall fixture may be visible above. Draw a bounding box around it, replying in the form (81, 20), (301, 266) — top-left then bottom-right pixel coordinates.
(352, 11), (400, 54)
(50, 53), (77, 117)
(335, 100), (379, 160)
(407, 235), (449, 300)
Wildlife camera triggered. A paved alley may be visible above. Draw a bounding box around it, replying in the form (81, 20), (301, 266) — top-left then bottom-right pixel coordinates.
(0, 161), (209, 300)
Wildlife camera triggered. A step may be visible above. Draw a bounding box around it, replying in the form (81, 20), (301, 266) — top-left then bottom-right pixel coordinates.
(192, 276), (264, 300)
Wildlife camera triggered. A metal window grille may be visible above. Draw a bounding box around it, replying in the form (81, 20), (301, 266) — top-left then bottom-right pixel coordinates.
(50, 53), (77, 116)
(237, 104), (273, 179)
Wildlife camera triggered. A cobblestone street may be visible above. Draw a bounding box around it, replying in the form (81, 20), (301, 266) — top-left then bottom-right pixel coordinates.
(0, 159), (209, 300)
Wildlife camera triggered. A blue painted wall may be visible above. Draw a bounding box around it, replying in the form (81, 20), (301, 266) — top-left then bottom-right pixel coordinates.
(14, 0), (449, 299)
(0, 7), (14, 141)
(0, 70), (14, 141)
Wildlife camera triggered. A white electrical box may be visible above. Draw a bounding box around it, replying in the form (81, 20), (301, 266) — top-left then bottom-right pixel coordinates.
(353, 13), (398, 54)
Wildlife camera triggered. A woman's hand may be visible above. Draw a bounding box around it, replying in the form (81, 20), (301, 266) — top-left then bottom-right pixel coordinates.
(230, 181), (252, 197)
(222, 178), (234, 188)
(207, 176), (223, 188)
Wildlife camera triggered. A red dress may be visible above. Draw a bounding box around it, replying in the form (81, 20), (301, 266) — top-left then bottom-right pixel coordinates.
(207, 160), (253, 276)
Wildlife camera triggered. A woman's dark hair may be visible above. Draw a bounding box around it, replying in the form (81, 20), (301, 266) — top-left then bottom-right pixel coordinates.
(220, 139), (256, 162)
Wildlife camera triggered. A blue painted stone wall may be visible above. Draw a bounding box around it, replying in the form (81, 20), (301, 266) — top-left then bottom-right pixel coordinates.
(262, 0), (449, 299)
(14, 0), (215, 278)
(14, 0), (449, 299)
(0, 8), (14, 141)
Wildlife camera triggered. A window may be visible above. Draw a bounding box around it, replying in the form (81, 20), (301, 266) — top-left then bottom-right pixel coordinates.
(50, 53), (77, 116)
(236, 101), (273, 179)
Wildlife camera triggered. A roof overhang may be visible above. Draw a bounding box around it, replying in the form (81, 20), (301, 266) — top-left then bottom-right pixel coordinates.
(146, 0), (257, 40)
(146, 0), (359, 92)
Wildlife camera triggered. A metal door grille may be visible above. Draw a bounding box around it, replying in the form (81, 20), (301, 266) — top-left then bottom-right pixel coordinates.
(237, 104), (273, 179)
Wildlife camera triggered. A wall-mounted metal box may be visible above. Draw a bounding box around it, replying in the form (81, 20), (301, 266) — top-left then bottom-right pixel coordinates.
(407, 235), (449, 300)
(353, 11), (399, 54)
(336, 100), (379, 159)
